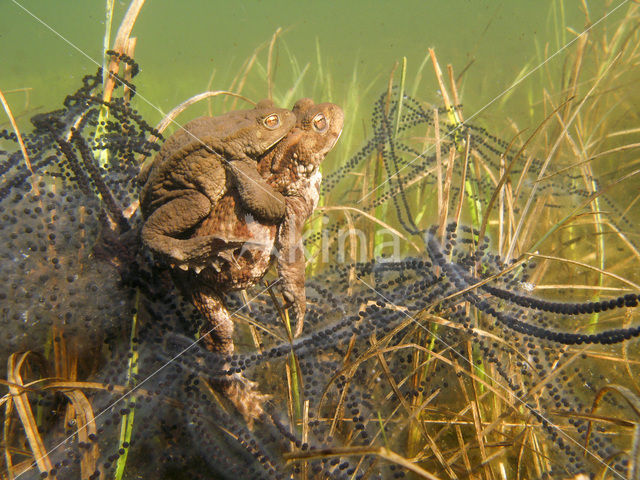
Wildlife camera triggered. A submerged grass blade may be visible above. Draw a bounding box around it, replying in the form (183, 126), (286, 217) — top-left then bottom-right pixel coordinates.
(477, 98), (571, 244)
(4, 385), (16, 480)
(267, 27), (282, 100)
(63, 390), (99, 479)
(95, 0), (145, 167)
(506, 51), (622, 260)
(102, 0), (115, 86)
(0, 88), (33, 173)
(284, 446), (443, 480)
(394, 57), (407, 138)
(7, 352), (53, 476)
(585, 384), (640, 479)
(114, 290), (141, 480)
(102, 0), (145, 102)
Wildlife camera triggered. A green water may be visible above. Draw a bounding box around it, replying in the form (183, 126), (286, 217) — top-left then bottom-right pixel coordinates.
(0, 0), (618, 137)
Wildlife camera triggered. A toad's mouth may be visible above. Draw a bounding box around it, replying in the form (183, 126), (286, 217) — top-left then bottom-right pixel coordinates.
(263, 135), (286, 153)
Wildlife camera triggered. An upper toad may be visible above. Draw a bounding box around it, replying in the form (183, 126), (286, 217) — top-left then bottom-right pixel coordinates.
(139, 100), (296, 268)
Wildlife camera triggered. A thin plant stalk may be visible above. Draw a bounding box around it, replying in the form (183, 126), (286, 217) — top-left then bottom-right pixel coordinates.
(102, 0), (116, 86)
(114, 290), (140, 480)
(94, 0), (145, 167)
(394, 57), (407, 138)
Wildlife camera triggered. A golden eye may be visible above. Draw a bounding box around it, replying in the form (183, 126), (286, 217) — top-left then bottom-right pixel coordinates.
(312, 113), (328, 132)
(263, 113), (280, 129)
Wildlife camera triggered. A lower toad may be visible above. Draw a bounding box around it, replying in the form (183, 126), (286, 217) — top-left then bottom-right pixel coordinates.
(172, 98), (344, 421)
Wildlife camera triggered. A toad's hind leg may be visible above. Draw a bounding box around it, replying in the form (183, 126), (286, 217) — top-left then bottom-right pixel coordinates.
(142, 191), (244, 266)
(141, 191), (211, 262)
(191, 286), (235, 356)
(190, 285), (270, 425)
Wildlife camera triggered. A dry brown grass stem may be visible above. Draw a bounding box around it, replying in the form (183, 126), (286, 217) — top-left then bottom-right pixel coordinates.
(62, 390), (98, 478)
(452, 134), (471, 230)
(447, 64), (463, 119)
(330, 331), (521, 426)
(433, 108), (444, 240)
(154, 91), (255, 140)
(267, 27), (283, 100)
(602, 221), (640, 261)
(525, 349), (587, 401)
(6, 352), (53, 477)
(228, 46), (264, 111)
(317, 206), (421, 253)
(102, 0), (146, 102)
(562, 30), (588, 121)
(205, 69), (217, 116)
(429, 49), (454, 112)
(584, 351), (640, 367)
(527, 166), (640, 255)
(526, 252), (640, 290)
(326, 377), (351, 438)
(444, 356), (475, 468)
(537, 142), (640, 182)
(379, 156), (440, 203)
(301, 399), (309, 480)
(1, 379), (179, 412)
(318, 321), (414, 422)
(1, 87), (32, 96)
(466, 343), (490, 480)
(534, 284), (635, 291)
(432, 255), (530, 307)
(123, 37), (137, 103)
(585, 384), (640, 478)
(376, 350), (410, 412)
(506, 52), (622, 260)
(284, 362), (296, 439)
(284, 446), (443, 480)
(552, 410), (635, 428)
(4, 380), (17, 478)
(478, 97), (572, 247)
(622, 336), (640, 396)
(439, 147), (456, 233)
(422, 430), (457, 478)
(424, 317), (536, 376)
(0, 88), (33, 173)
(340, 209), (359, 293)
(236, 311), (288, 342)
(608, 127), (640, 138)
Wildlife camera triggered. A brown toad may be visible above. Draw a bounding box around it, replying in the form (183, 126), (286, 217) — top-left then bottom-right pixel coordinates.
(139, 100), (296, 268)
(172, 98), (344, 420)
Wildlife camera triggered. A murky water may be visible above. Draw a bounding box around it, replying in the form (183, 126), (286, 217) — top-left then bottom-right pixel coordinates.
(0, 2), (618, 125)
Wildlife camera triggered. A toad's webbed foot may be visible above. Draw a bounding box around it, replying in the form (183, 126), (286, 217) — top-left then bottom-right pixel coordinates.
(279, 263), (306, 338)
(220, 374), (271, 429)
(228, 157), (286, 222)
(167, 235), (246, 271)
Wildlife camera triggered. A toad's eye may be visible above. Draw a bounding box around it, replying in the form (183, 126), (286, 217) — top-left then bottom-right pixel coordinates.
(263, 114), (280, 129)
(312, 113), (328, 132)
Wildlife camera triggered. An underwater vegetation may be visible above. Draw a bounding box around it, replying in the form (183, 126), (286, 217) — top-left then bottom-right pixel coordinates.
(1, 2), (640, 480)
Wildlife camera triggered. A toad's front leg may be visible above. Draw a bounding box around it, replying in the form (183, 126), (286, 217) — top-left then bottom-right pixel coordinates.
(275, 194), (316, 337)
(228, 157), (287, 222)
